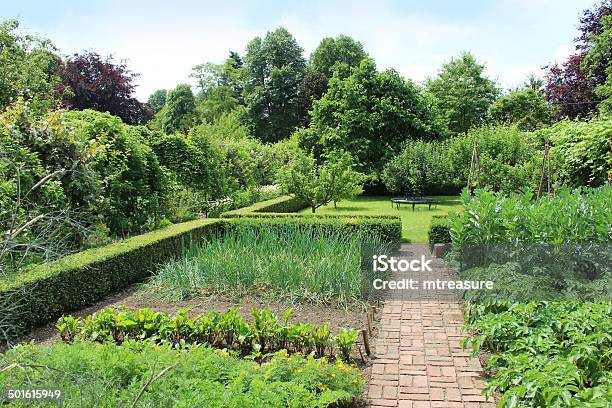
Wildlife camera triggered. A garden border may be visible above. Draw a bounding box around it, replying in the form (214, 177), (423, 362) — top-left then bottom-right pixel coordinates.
(0, 219), (222, 336)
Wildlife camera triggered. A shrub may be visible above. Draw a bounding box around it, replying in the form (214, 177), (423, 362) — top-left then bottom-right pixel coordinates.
(66, 109), (169, 236)
(445, 125), (542, 192)
(428, 215), (451, 249)
(0, 219), (222, 339)
(0, 341), (365, 407)
(540, 114), (612, 188)
(56, 307), (361, 361)
(382, 140), (451, 196)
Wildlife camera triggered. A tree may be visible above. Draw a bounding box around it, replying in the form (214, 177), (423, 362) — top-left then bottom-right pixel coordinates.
(544, 1), (612, 118)
(489, 88), (552, 131)
(426, 52), (499, 135)
(191, 52), (246, 122)
(162, 84), (196, 134)
(583, 14), (612, 113)
(277, 150), (364, 213)
(297, 70), (328, 126)
(300, 59), (442, 177)
(544, 53), (599, 119)
(310, 35), (367, 78)
(243, 27), (306, 142)
(59, 52), (152, 125)
(0, 19), (63, 112)
(147, 89), (167, 113)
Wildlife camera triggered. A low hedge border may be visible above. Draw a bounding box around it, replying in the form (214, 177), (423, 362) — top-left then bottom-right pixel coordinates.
(428, 215), (451, 249)
(222, 216), (402, 244)
(0, 219), (222, 337)
(221, 195), (308, 216)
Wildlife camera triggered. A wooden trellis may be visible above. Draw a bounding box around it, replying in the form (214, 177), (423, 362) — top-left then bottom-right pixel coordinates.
(537, 142), (552, 198)
(467, 137), (480, 191)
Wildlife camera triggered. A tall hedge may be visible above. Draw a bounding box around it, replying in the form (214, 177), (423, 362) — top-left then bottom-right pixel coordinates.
(0, 219), (222, 338)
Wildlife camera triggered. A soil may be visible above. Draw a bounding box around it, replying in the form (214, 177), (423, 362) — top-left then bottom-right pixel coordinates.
(19, 284), (381, 376)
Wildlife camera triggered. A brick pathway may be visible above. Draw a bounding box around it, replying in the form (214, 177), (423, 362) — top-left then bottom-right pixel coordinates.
(367, 245), (494, 408)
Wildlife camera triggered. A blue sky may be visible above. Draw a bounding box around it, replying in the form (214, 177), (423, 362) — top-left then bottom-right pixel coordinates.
(3, 0), (597, 100)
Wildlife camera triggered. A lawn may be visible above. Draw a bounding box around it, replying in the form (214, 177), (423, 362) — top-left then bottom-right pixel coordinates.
(301, 196), (462, 243)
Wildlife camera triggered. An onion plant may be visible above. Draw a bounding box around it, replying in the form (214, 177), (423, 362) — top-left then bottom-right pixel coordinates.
(144, 225), (387, 305)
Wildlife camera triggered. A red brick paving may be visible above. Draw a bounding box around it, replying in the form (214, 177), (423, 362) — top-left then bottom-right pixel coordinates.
(367, 245), (494, 408)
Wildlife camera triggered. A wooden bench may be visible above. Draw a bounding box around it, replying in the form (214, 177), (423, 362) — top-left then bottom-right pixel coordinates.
(391, 197), (438, 211)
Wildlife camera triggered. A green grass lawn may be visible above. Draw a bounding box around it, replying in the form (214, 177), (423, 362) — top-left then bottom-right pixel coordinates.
(301, 196), (462, 243)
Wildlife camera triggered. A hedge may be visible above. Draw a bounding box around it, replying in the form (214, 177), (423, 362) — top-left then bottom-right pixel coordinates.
(428, 215), (451, 249)
(0, 219), (222, 337)
(222, 216), (402, 244)
(221, 195), (307, 216)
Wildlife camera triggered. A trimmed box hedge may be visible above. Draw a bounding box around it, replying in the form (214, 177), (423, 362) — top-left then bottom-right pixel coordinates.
(222, 216), (402, 244)
(428, 215), (451, 249)
(0, 219), (222, 336)
(221, 195), (307, 216)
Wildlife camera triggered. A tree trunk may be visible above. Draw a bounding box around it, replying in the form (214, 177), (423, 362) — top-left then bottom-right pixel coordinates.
(311, 206), (316, 213)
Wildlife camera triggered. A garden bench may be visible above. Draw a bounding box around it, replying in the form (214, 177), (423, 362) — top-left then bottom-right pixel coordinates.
(391, 197), (438, 211)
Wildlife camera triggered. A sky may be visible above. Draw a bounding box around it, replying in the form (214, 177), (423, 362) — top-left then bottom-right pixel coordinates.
(2, 0), (598, 101)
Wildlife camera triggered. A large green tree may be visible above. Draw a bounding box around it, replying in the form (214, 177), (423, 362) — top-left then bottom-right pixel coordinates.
(162, 84), (196, 134)
(489, 87), (552, 131)
(300, 59), (442, 177)
(310, 35), (367, 79)
(0, 19), (63, 113)
(243, 27), (306, 142)
(191, 52), (245, 122)
(147, 89), (167, 113)
(426, 52), (499, 136)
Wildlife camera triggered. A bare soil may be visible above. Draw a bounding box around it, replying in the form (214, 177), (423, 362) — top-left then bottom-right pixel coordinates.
(20, 284), (381, 369)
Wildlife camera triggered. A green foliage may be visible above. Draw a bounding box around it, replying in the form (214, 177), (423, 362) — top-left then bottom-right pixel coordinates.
(147, 89), (167, 113)
(428, 215), (451, 249)
(335, 329), (359, 362)
(583, 14), (612, 114)
(446, 125), (541, 192)
(146, 225), (392, 305)
(162, 84), (196, 134)
(191, 55), (245, 122)
(464, 301), (612, 407)
(302, 59), (443, 177)
(0, 219), (221, 339)
(66, 109), (168, 235)
(53, 307), (361, 362)
(426, 52), (499, 136)
(310, 35), (367, 78)
(0, 19), (62, 113)
(277, 150), (365, 212)
(0, 102), (97, 271)
(489, 88), (552, 131)
(450, 187), (612, 246)
(0, 341), (365, 407)
(539, 113), (612, 187)
(381, 140), (450, 196)
(243, 27), (306, 142)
